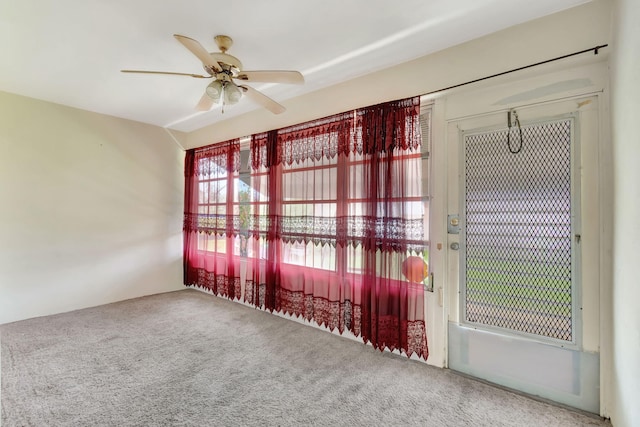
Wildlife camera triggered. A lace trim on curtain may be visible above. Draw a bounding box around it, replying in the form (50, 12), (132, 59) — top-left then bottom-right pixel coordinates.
(188, 139), (241, 177)
(244, 279), (262, 308)
(185, 267), (241, 300)
(363, 315), (428, 359)
(250, 131), (275, 170)
(249, 98), (419, 168)
(355, 97), (421, 154)
(184, 213), (245, 236)
(278, 111), (355, 165)
(245, 285), (427, 359)
(283, 216), (425, 251)
(251, 112), (355, 169)
(239, 215), (424, 251)
(279, 289), (356, 334)
(244, 279), (280, 311)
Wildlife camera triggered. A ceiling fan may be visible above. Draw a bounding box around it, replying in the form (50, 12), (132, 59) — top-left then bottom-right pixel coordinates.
(122, 34), (304, 114)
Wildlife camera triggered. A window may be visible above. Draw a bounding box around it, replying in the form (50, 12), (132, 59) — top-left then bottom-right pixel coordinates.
(281, 153), (338, 270)
(243, 106), (431, 283)
(191, 108), (432, 288)
(196, 157), (235, 253)
(185, 97), (430, 358)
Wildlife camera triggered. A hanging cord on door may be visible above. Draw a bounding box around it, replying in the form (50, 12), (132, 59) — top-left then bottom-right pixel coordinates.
(507, 109), (523, 154)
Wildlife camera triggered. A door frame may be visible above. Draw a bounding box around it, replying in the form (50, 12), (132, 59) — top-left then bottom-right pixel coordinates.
(442, 94), (602, 413)
(423, 60), (610, 413)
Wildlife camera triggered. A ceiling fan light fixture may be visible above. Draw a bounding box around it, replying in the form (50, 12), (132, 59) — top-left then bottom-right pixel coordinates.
(206, 80), (223, 102)
(223, 82), (242, 105)
(123, 33), (301, 114)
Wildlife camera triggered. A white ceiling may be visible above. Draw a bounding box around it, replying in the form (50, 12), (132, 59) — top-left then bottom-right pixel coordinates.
(0, 0), (591, 133)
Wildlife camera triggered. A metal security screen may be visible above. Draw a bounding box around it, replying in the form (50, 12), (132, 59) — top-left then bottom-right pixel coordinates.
(463, 119), (574, 341)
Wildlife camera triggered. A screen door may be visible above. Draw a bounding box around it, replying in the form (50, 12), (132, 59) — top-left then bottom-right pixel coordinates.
(447, 97), (600, 413)
(462, 119), (574, 342)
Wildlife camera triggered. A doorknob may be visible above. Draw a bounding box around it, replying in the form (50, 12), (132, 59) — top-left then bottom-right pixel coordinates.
(450, 242), (460, 250)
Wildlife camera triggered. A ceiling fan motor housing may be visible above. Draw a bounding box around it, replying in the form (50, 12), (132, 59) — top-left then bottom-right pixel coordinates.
(201, 35), (242, 76)
(203, 53), (242, 76)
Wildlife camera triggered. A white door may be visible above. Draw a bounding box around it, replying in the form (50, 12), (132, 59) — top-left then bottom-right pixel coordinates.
(446, 96), (600, 413)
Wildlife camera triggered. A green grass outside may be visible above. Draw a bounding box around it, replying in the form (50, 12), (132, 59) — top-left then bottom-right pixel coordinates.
(465, 257), (572, 317)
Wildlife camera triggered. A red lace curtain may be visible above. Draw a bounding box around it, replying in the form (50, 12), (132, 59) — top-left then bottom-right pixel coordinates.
(183, 139), (242, 299)
(244, 98), (428, 358)
(350, 97), (427, 357)
(244, 112), (356, 328)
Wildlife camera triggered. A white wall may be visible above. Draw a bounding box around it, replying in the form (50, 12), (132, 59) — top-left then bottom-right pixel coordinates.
(185, 0), (611, 149)
(610, 0), (640, 425)
(0, 91), (186, 324)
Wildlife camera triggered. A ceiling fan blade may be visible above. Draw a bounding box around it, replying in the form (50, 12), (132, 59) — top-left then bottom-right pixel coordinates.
(196, 93), (214, 111)
(121, 70), (210, 78)
(236, 70), (304, 84)
(173, 34), (222, 72)
(239, 85), (286, 114)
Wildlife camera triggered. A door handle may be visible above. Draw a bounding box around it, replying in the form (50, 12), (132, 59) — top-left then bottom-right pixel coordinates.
(450, 242), (460, 250)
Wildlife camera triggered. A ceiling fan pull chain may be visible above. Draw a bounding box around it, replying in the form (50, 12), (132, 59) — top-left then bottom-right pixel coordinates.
(221, 86), (225, 114)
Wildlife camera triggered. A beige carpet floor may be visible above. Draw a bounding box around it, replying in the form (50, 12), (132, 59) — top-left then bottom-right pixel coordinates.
(1, 289), (609, 426)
